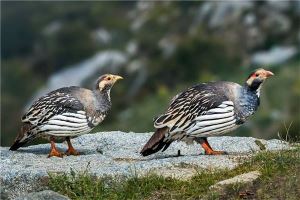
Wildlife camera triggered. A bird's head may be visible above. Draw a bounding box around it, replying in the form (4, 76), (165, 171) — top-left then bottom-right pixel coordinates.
(245, 68), (274, 94)
(96, 74), (123, 92)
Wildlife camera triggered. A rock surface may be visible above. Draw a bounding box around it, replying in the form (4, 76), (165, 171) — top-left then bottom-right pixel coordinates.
(0, 131), (290, 199)
(251, 46), (298, 66)
(15, 190), (70, 200)
(209, 170), (261, 191)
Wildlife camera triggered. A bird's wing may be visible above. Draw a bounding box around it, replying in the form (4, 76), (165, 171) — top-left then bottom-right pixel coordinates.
(154, 84), (236, 136)
(22, 90), (85, 126)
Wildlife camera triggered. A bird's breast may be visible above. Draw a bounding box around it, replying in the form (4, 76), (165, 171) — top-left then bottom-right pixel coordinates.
(235, 90), (259, 122)
(87, 112), (107, 127)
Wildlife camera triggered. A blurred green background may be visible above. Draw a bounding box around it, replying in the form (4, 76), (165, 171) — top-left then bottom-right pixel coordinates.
(1, 1), (300, 146)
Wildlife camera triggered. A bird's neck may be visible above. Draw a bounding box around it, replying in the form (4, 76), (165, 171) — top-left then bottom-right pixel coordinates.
(244, 81), (262, 98)
(235, 85), (260, 122)
(93, 89), (112, 112)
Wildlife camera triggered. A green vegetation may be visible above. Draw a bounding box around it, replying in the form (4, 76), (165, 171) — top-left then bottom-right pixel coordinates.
(48, 148), (300, 199)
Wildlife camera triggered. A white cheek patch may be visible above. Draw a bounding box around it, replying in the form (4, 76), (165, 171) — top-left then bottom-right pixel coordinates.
(99, 82), (106, 91)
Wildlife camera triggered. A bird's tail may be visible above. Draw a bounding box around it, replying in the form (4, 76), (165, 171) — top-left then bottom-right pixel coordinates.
(9, 139), (28, 151)
(140, 127), (171, 156)
(9, 123), (31, 151)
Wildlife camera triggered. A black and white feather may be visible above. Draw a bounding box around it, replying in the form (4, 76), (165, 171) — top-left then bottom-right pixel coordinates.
(141, 78), (264, 156)
(10, 74), (122, 151)
(154, 83), (243, 140)
(13, 88), (103, 146)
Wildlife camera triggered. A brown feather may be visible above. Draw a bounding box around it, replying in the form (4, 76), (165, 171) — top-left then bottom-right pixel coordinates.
(140, 127), (169, 156)
(9, 123), (32, 151)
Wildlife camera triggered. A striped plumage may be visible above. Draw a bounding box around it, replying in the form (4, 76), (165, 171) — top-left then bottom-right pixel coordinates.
(10, 74), (123, 157)
(141, 68), (274, 156)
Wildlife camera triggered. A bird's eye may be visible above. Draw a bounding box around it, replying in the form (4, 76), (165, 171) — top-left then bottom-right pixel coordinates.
(107, 77), (111, 81)
(255, 73), (259, 77)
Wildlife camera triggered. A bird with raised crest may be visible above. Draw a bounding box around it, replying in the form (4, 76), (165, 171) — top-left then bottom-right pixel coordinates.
(10, 74), (123, 157)
(141, 68), (274, 156)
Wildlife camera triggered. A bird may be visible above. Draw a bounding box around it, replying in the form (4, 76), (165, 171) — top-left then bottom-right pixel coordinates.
(141, 68), (274, 156)
(10, 74), (123, 157)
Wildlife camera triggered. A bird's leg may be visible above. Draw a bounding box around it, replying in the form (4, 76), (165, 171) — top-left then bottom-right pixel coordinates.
(48, 137), (64, 158)
(65, 137), (79, 156)
(196, 138), (228, 155)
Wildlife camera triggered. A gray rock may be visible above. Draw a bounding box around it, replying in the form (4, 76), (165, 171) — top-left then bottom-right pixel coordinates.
(251, 46), (298, 66)
(0, 131), (290, 199)
(209, 170), (261, 191)
(15, 190), (70, 200)
(92, 28), (112, 45)
(42, 21), (62, 36)
(294, 1), (300, 16)
(266, 0), (291, 12)
(159, 36), (177, 58)
(195, 1), (253, 28)
(261, 11), (291, 34)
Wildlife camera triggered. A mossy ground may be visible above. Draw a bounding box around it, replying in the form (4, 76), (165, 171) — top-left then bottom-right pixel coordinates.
(48, 147), (300, 200)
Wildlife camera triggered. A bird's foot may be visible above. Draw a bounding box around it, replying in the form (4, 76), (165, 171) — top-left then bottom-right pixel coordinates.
(197, 138), (228, 155)
(205, 150), (228, 155)
(65, 148), (80, 156)
(48, 149), (64, 158)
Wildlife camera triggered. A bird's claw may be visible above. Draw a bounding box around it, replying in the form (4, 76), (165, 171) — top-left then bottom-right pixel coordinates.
(65, 148), (80, 156)
(48, 150), (64, 158)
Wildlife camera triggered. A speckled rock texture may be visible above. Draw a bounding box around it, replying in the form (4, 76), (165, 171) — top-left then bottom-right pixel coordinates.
(209, 170), (261, 191)
(15, 190), (70, 200)
(0, 131), (290, 199)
